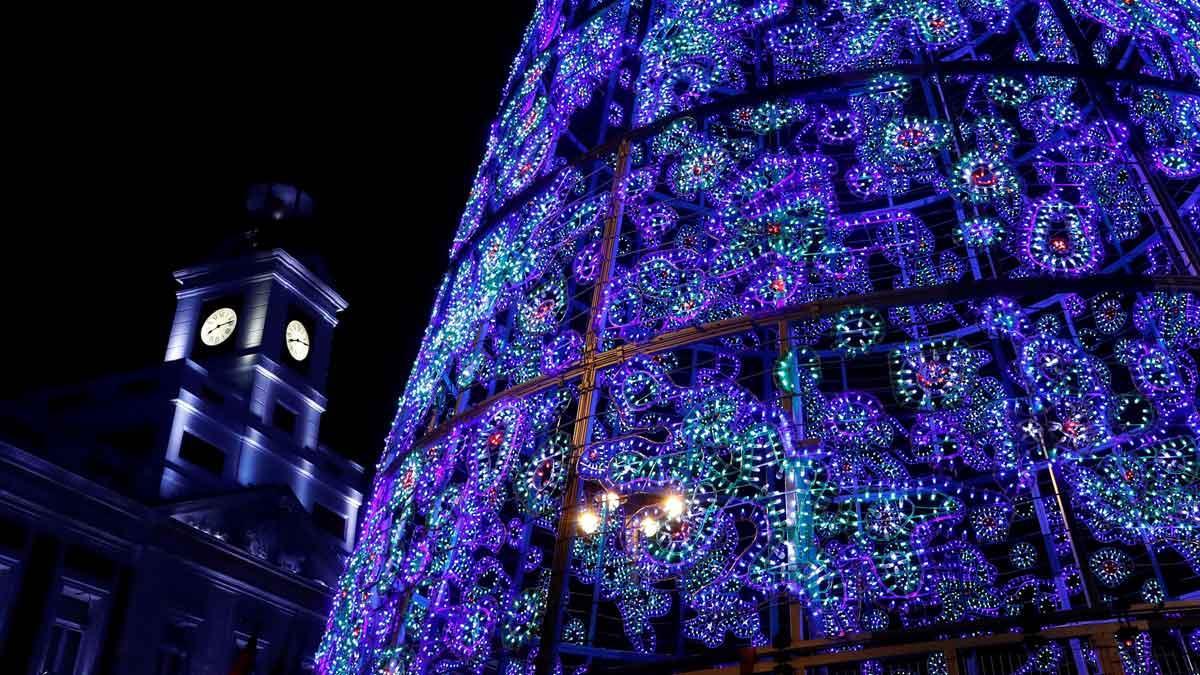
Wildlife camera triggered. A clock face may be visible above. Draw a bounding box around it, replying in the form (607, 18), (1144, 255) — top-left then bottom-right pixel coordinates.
(200, 307), (238, 346)
(285, 320), (310, 361)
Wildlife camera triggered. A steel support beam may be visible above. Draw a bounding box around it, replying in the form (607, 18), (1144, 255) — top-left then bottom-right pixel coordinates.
(401, 274), (1200, 462)
(535, 139), (632, 675)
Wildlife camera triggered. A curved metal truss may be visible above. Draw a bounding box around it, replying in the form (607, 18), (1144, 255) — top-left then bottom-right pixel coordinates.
(318, 1), (1200, 674)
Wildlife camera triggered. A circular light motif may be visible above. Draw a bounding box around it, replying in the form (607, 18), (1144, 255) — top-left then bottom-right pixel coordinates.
(956, 216), (1006, 248)
(1141, 578), (1165, 604)
(818, 110), (861, 144)
(1022, 198), (1102, 276)
(833, 307), (885, 358)
(1089, 548), (1134, 588)
(884, 117), (947, 156)
(864, 500), (910, 540)
(987, 76), (1030, 106)
(1010, 542), (1038, 569)
(970, 504), (1012, 544)
(846, 164), (883, 199)
(949, 152), (1019, 202)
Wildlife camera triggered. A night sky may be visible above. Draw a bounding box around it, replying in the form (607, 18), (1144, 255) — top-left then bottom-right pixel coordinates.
(4, 6), (532, 467)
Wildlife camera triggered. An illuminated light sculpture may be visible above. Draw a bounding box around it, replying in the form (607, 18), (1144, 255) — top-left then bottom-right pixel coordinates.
(319, 1), (1200, 674)
(1021, 196), (1103, 276)
(834, 307), (886, 358)
(1089, 547), (1135, 589)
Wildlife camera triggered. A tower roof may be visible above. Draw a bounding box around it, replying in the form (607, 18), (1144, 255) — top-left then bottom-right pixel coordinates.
(173, 248), (347, 324)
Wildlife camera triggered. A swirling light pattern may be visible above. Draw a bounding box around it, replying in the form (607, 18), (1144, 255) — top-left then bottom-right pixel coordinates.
(319, 1), (1200, 673)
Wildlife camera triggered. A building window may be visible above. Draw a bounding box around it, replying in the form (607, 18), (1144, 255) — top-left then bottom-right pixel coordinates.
(178, 432), (225, 475)
(42, 623), (83, 675)
(41, 586), (95, 675)
(273, 403), (298, 437)
(313, 502), (346, 540)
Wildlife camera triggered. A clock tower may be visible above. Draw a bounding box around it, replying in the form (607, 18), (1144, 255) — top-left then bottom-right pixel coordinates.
(160, 247), (353, 515)
(0, 187), (365, 674)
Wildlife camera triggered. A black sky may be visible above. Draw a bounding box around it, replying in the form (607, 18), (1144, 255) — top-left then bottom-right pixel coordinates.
(4, 7), (533, 467)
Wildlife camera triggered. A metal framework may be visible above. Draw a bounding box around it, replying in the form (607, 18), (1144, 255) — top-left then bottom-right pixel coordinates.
(318, 2), (1200, 674)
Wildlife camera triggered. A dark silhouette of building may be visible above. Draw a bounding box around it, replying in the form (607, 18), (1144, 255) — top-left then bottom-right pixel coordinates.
(0, 241), (365, 674)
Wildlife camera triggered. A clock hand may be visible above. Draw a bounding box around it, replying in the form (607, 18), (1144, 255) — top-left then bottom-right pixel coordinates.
(205, 320), (234, 336)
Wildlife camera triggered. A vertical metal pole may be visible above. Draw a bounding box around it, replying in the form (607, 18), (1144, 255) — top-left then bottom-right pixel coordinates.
(1052, 310), (1107, 614)
(535, 140), (632, 675)
(944, 648), (963, 675)
(1093, 629), (1127, 675)
(777, 320), (811, 647)
(996, 298), (1095, 674)
(1029, 478), (1093, 675)
(963, 649), (981, 675)
(1044, 463), (1096, 610)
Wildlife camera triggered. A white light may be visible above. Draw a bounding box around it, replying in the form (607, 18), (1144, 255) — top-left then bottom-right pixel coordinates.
(286, 320), (311, 361)
(200, 307), (238, 347)
(579, 510), (600, 535)
(663, 494), (685, 519)
(604, 492), (621, 510)
(641, 518), (661, 537)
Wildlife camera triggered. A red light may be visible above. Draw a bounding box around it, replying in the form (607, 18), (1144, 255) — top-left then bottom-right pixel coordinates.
(970, 165), (998, 187)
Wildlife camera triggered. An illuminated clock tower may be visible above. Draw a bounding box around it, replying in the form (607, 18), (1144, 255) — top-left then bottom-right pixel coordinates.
(0, 185), (366, 674)
(159, 244), (362, 538)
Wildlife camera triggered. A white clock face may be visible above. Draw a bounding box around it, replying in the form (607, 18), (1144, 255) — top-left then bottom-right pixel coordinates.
(200, 307), (238, 346)
(285, 320), (310, 361)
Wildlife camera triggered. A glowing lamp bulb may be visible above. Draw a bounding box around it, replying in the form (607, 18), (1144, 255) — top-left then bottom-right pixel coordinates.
(604, 492), (621, 510)
(578, 510), (600, 535)
(663, 494), (685, 519)
(641, 518), (661, 537)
